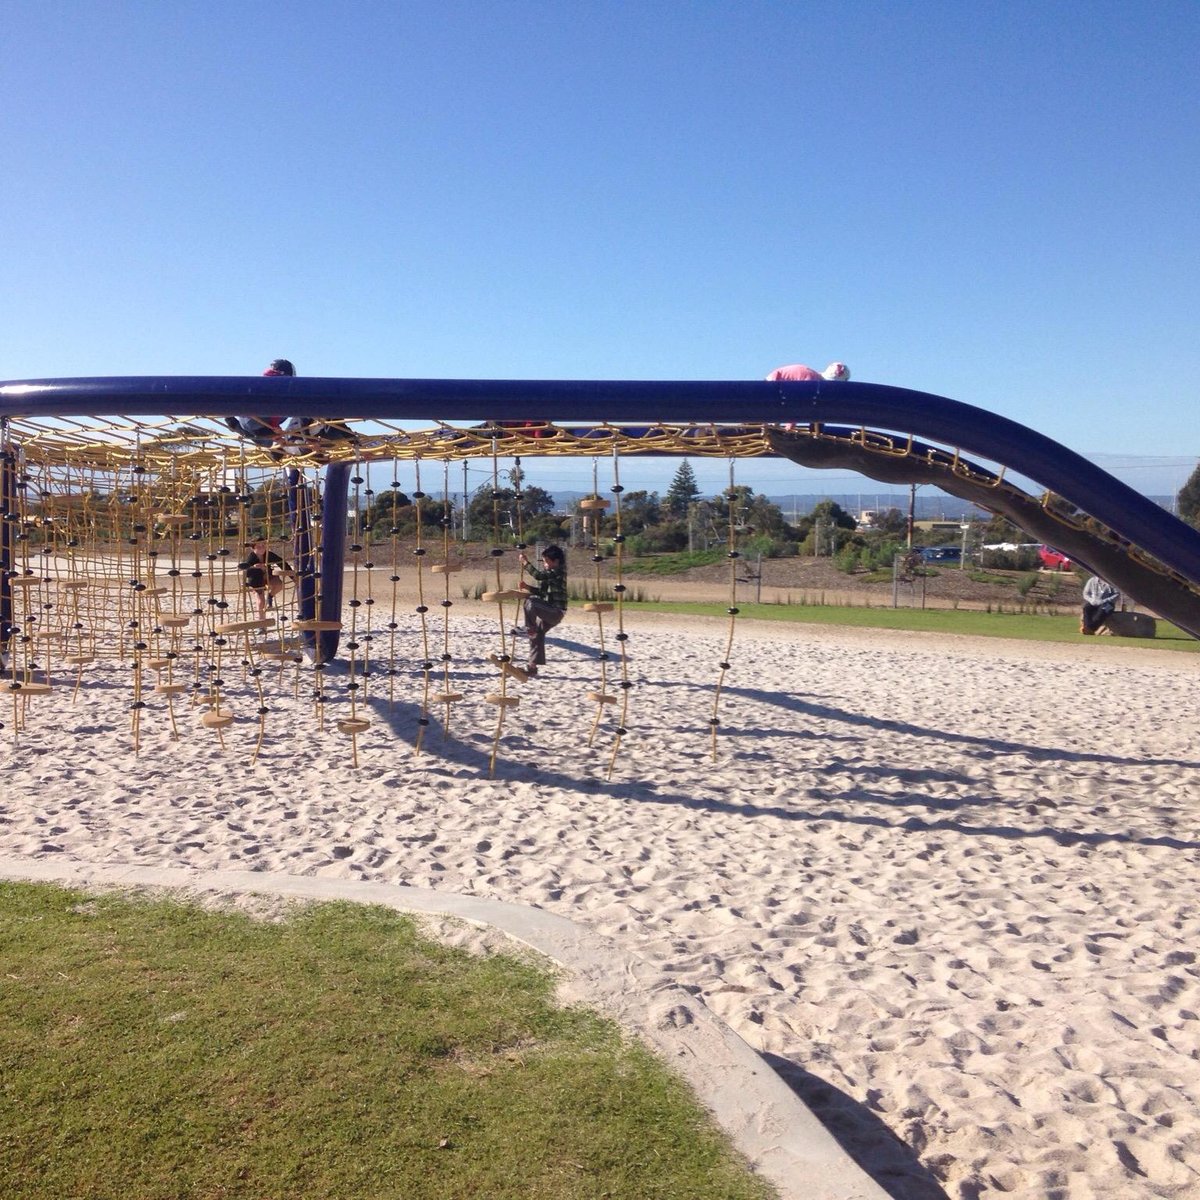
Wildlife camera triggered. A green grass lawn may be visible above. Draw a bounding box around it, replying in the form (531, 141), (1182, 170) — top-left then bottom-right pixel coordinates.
(626, 600), (1200, 652)
(0, 883), (773, 1200)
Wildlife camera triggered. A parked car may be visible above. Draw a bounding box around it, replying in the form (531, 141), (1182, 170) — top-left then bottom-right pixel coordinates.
(919, 545), (962, 563)
(1038, 546), (1072, 570)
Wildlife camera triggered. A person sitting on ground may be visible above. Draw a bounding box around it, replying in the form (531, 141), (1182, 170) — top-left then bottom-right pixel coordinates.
(238, 538), (294, 620)
(515, 545), (568, 678)
(765, 361), (851, 382)
(1081, 574), (1121, 635)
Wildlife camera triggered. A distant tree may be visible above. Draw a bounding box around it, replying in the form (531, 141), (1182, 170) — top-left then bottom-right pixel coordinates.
(1177, 461), (1200, 527)
(709, 485), (790, 535)
(616, 489), (662, 530)
(363, 489), (411, 530)
(664, 460), (700, 519)
(978, 512), (1027, 544)
(808, 499), (857, 530)
(467, 482), (556, 538)
(872, 507), (908, 536)
(803, 500), (857, 557)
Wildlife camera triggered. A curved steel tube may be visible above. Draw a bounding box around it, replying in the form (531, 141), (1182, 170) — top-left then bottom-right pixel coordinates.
(4, 375), (1199, 586)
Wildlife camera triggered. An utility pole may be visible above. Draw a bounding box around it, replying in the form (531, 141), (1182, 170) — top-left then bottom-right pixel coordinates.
(462, 461), (469, 540)
(907, 483), (916, 548)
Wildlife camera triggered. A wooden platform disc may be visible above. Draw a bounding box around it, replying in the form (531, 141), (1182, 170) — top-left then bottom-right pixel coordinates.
(36, 632), (63, 641)
(588, 692), (617, 704)
(487, 654), (530, 681)
(154, 682), (188, 695)
(58, 579), (92, 591)
(583, 602), (615, 613)
(337, 717), (371, 735)
(258, 639), (306, 655)
(214, 618), (272, 635)
(155, 513), (190, 525)
(160, 615), (194, 628)
(291, 619), (343, 632)
(62, 655), (95, 666)
(481, 589), (526, 602)
(485, 693), (520, 708)
(433, 692), (463, 703)
(144, 657), (173, 670)
(200, 710), (235, 728)
(4, 682), (52, 695)
(141, 587), (169, 597)
(430, 562), (464, 573)
(8, 576), (44, 588)
(578, 497), (612, 511)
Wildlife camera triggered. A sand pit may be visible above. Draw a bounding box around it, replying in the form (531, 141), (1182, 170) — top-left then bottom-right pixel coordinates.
(3, 612), (1199, 1199)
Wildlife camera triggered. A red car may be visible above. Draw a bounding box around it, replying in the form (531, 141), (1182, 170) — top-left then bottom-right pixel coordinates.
(1038, 545), (1072, 571)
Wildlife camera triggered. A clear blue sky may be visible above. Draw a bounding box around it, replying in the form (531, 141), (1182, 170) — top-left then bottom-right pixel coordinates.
(3, 1), (1197, 500)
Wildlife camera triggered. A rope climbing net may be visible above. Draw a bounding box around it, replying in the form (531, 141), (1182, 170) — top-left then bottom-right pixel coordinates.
(0, 414), (774, 771)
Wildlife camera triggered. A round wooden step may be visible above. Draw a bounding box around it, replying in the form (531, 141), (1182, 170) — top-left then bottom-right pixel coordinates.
(214, 619), (272, 635)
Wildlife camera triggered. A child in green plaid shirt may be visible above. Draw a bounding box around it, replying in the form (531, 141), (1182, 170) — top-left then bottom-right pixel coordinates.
(517, 546), (568, 677)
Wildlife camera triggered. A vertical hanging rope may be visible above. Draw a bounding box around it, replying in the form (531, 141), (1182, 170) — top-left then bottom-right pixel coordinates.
(2, 442), (54, 739)
(580, 458), (615, 746)
(430, 458), (463, 734)
(605, 447), (632, 778)
(482, 441), (520, 779)
(708, 458), (742, 761)
(383, 461), (403, 710)
(483, 450), (532, 686)
(126, 439), (151, 754)
(408, 460), (441, 754)
(336, 457), (371, 767)
(146, 449), (190, 734)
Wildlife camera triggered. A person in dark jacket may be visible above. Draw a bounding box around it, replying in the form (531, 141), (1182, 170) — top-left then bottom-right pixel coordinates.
(238, 538), (293, 619)
(516, 545), (567, 677)
(1081, 574), (1120, 635)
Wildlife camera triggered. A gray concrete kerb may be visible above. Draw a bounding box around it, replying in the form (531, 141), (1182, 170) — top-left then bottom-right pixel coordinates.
(0, 857), (889, 1200)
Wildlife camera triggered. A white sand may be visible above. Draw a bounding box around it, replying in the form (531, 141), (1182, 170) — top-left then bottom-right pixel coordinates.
(3, 612), (1200, 1199)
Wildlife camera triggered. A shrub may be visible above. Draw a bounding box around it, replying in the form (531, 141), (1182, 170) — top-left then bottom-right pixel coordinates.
(835, 545), (862, 574)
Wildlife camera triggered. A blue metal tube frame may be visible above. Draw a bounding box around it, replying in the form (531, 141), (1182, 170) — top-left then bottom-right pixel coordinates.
(285, 464), (349, 664)
(3, 375), (1199, 587)
(0, 445), (16, 658)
